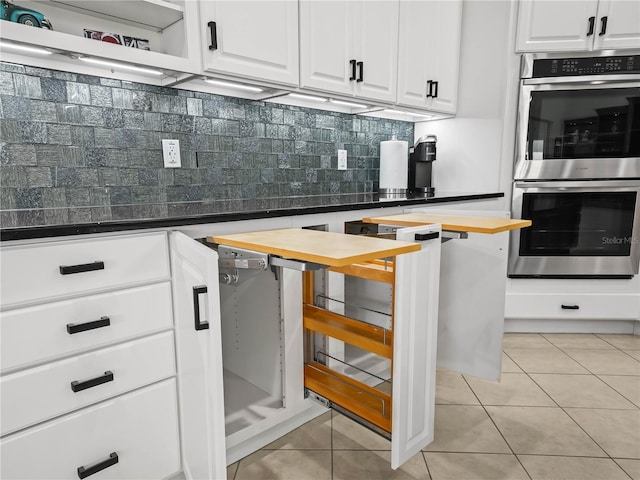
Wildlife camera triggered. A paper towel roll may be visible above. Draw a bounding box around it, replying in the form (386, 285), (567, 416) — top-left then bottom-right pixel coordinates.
(379, 139), (408, 193)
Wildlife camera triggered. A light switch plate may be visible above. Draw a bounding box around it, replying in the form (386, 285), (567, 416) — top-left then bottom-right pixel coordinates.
(162, 139), (181, 168)
(337, 149), (347, 170)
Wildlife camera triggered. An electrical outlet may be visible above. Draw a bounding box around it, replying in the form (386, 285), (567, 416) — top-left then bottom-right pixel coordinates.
(162, 139), (181, 168)
(338, 149), (347, 170)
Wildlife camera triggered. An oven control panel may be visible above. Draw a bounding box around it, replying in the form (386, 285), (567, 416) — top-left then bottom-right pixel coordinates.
(532, 55), (640, 77)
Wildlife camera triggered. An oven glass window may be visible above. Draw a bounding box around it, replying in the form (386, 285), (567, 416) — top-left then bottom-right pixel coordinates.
(528, 88), (640, 159)
(520, 192), (637, 256)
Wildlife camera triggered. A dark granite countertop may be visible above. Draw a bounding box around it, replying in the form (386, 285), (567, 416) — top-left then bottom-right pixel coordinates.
(0, 192), (504, 241)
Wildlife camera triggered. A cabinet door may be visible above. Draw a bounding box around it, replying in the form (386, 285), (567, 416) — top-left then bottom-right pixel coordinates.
(391, 225), (441, 469)
(593, 0), (640, 50)
(396, 0), (462, 113)
(299, 1), (356, 96)
(515, 0), (600, 52)
(200, 1), (299, 86)
(354, 0), (399, 103)
(170, 232), (227, 480)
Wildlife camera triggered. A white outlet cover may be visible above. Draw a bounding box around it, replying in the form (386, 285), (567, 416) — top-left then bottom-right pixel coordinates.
(162, 139), (181, 168)
(337, 149), (347, 170)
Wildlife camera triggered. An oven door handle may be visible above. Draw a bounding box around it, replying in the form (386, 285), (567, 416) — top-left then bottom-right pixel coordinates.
(515, 180), (640, 189)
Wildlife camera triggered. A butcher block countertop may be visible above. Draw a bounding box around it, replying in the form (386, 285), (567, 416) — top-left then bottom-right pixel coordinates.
(210, 228), (420, 267)
(362, 213), (532, 234)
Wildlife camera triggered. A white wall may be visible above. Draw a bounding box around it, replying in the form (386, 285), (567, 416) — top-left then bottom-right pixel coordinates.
(415, 0), (521, 210)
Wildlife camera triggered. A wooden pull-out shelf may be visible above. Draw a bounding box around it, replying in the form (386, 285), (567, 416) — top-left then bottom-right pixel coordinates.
(210, 228), (419, 267)
(362, 213), (532, 234)
(328, 260), (394, 284)
(305, 362), (392, 433)
(304, 305), (393, 359)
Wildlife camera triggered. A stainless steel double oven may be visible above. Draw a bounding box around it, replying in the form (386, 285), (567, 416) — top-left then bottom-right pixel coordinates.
(509, 53), (640, 278)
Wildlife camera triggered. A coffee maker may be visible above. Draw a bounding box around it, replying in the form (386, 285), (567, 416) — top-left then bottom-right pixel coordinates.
(408, 135), (436, 197)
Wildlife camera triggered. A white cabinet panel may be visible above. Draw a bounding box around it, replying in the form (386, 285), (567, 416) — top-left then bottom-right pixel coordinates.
(299, 0), (398, 103)
(0, 232), (170, 308)
(200, 0), (299, 86)
(516, 0), (640, 52)
(170, 232), (227, 480)
(391, 225), (441, 469)
(299, 1), (356, 96)
(0, 379), (181, 480)
(593, 0), (640, 50)
(1, 282), (173, 373)
(505, 293), (639, 320)
(1, 332), (175, 435)
(397, 0), (462, 113)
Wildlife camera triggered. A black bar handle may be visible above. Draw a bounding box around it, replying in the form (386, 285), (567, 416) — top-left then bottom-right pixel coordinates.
(561, 304), (580, 310)
(59, 261), (104, 275)
(426, 80), (433, 98)
(587, 16), (595, 36)
(356, 61), (363, 82)
(193, 285), (209, 331)
(433, 81), (439, 98)
(208, 21), (218, 50)
(349, 59), (357, 81)
(77, 452), (118, 479)
(599, 16), (607, 36)
(67, 316), (110, 335)
(71, 371), (114, 393)
(415, 232), (440, 241)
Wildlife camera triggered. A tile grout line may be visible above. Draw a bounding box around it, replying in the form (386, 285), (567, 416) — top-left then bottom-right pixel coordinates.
(460, 368), (534, 480)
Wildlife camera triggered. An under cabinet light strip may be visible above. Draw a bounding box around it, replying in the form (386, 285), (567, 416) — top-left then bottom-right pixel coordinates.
(0, 41), (52, 55)
(204, 79), (263, 93)
(79, 57), (162, 75)
(330, 99), (368, 109)
(287, 93), (327, 102)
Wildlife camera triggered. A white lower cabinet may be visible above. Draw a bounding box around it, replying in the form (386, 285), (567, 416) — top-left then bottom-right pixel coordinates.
(0, 379), (181, 480)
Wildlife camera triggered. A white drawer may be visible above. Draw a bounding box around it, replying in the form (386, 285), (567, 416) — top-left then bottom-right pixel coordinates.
(1, 332), (176, 436)
(0, 232), (169, 308)
(505, 293), (640, 320)
(1, 379), (180, 480)
(1, 282), (173, 372)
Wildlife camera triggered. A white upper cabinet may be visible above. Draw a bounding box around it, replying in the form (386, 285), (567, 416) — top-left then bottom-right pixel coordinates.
(0, 0), (202, 83)
(516, 0), (640, 52)
(300, 0), (399, 103)
(198, 0), (299, 86)
(396, 0), (462, 114)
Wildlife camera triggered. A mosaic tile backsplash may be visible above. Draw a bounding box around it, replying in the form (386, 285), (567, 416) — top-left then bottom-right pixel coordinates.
(0, 62), (413, 228)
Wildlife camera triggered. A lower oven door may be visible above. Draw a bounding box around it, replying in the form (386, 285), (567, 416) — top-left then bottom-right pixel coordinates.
(509, 180), (640, 278)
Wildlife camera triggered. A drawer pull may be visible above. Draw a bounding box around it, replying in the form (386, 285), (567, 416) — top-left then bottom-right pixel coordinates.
(561, 304), (580, 310)
(59, 261), (105, 275)
(77, 452), (118, 479)
(71, 371), (114, 392)
(193, 285), (210, 331)
(67, 316), (111, 335)
(415, 232), (440, 241)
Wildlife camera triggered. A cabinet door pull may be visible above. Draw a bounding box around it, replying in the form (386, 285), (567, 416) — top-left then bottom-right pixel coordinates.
(59, 261), (104, 275)
(561, 304), (580, 310)
(349, 59), (357, 81)
(426, 80), (433, 98)
(77, 452), (118, 479)
(599, 16), (608, 36)
(415, 232), (440, 241)
(357, 61), (364, 82)
(587, 16), (595, 36)
(208, 21), (218, 50)
(433, 81), (439, 98)
(193, 285), (210, 331)
(71, 371), (114, 393)
(67, 316), (110, 335)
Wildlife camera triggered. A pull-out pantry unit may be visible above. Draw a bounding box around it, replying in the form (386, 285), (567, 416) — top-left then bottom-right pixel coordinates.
(171, 223), (442, 476)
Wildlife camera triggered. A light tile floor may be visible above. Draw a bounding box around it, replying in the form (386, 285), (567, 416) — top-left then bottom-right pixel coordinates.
(227, 333), (640, 480)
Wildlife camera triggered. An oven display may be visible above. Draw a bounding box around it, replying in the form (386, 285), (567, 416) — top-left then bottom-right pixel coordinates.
(532, 55), (640, 77)
(519, 192), (637, 257)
